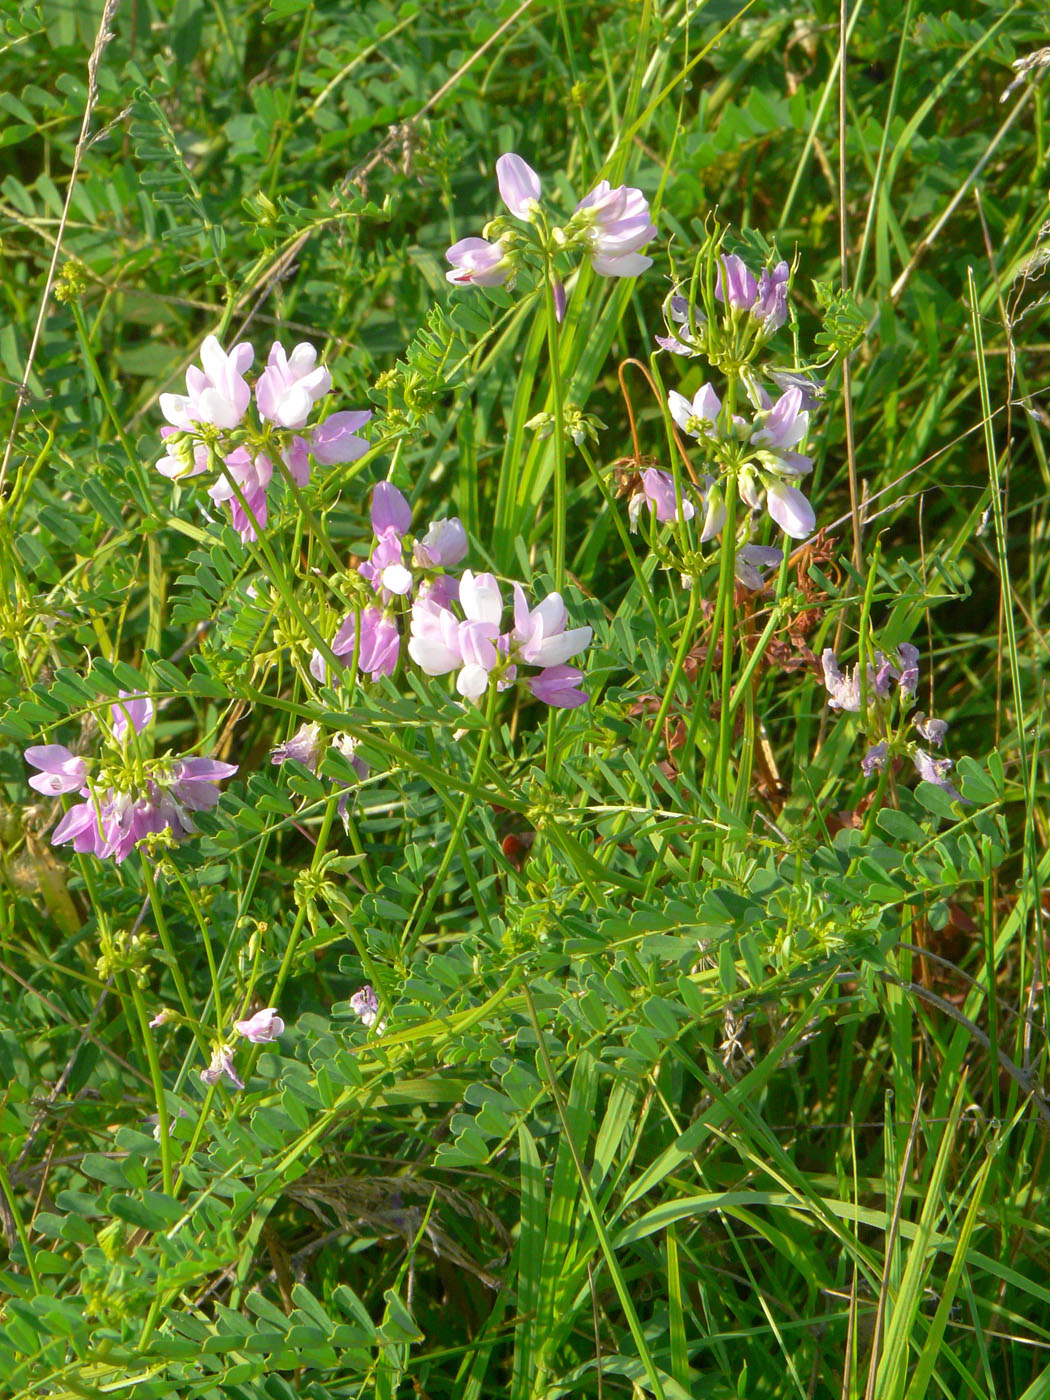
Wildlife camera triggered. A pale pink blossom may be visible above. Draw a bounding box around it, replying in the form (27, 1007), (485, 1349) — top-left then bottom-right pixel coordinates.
(446, 236), (509, 287)
(234, 1008), (285, 1043)
(496, 153), (541, 219)
(256, 342), (332, 428)
(160, 335), (254, 431)
(25, 745), (88, 796)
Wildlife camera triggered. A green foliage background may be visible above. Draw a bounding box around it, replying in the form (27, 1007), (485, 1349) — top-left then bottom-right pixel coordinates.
(1, 1), (1049, 1397)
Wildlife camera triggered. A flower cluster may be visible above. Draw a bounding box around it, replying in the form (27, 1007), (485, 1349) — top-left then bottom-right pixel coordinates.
(409, 570), (592, 707)
(306, 482), (593, 709)
(309, 481), (467, 686)
(661, 279), (817, 544)
(821, 642), (961, 799)
(446, 152), (656, 310)
(25, 686), (236, 863)
(158, 335), (371, 541)
(658, 252), (790, 363)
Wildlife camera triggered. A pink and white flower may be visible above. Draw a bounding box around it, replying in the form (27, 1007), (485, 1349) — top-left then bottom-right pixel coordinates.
(25, 745), (88, 796)
(234, 1008), (285, 1043)
(496, 153), (541, 220)
(160, 335), (254, 431)
(446, 236), (510, 287)
(256, 342), (332, 429)
(573, 179), (656, 278)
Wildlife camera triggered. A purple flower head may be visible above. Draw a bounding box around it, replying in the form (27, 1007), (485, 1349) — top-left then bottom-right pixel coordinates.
(170, 756), (238, 814)
(234, 1008), (285, 1043)
(764, 479), (815, 539)
(552, 278), (567, 323)
(750, 388), (810, 459)
(360, 529), (406, 595)
(349, 984), (381, 1029)
(511, 584), (593, 669)
(414, 517), (468, 570)
(913, 748), (962, 802)
(861, 742), (889, 776)
(821, 649), (862, 712)
(160, 335), (254, 431)
(111, 691), (154, 742)
(897, 644), (920, 699)
(656, 294), (704, 356)
(456, 620), (500, 699)
(633, 468), (696, 526)
(331, 606), (401, 681)
(25, 745), (88, 796)
(527, 664), (588, 709)
(256, 341), (331, 429)
(573, 180), (656, 278)
(735, 543), (783, 592)
(715, 254), (759, 311)
(305, 410), (372, 471)
(271, 722), (324, 772)
(200, 1045), (244, 1091)
(371, 481), (412, 537)
(446, 236), (509, 288)
(698, 479), (727, 543)
(408, 597), (464, 676)
(914, 714), (949, 747)
(417, 573), (460, 610)
(668, 383), (722, 440)
(870, 653), (900, 698)
(496, 153), (541, 219)
(208, 446), (273, 541)
(331, 731), (369, 782)
(753, 261), (790, 334)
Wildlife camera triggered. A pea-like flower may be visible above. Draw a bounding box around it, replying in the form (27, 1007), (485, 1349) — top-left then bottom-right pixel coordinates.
(349, 984), (383, 1031)
(201, 1045), (244, 1091)
(25, 745), (88, 796)
(110, 691), (154, 741)
(234, 1008), (286, 1043)
(668, 383), (724, 439)
(445, 236), (510, 287)
(208, 446), (273, 541)
(628, 468), (696, 528)
(408, 573), (593, 708)
(913, 749), (962, 801)
(573, 179), (656, 277)
(496, 153), (541, 220)
(160, 335), (254, 431)
(256, 342), (332, 429)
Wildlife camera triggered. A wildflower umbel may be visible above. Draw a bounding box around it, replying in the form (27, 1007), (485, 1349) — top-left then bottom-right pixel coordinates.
(820, 641), (962, 800)
(445, 152), (656, 307)
(157, 335), (371, 542)
(408, 571), (593, 708)
(25, 675), (237, 864)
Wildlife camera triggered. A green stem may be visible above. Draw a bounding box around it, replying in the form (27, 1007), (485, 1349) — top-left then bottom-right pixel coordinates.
(0, 1161), (41, 1292)
(715, 474), (740, 819)
(271, 792), (341, 1011)
(543, 260), (568, 590)
(168, 863), (224, 1031)
(69, 298), (153, 504)
(402, 689), (496, 960)
(141, 860), (213, 1063)
(126, 971), (173, 1194)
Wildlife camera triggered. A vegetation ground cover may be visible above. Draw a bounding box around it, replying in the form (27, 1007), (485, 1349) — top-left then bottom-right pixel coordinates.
(1, 1), (1048, 1397)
